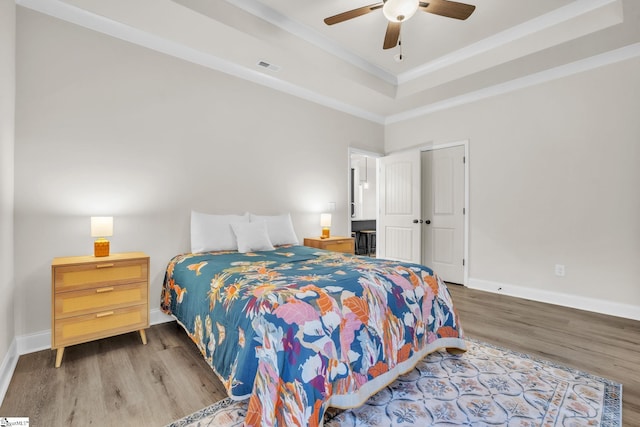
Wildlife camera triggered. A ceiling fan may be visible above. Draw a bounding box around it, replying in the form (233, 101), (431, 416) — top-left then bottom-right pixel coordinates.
(324, 0), (476, 50)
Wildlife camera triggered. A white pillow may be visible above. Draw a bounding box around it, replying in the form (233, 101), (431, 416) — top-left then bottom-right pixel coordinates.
(231, 221), (275, 253)
(249, 213), (299, 246)
(190, 211), (249, 253)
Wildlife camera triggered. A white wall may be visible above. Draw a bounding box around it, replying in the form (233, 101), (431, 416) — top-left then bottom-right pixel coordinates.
(386, 57), (640, 316)
(0, 0), (16, 399)
(13, 8), (383, 337)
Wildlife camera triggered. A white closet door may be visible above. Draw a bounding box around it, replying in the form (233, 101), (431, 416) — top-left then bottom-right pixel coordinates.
(422, 146), (465, 283)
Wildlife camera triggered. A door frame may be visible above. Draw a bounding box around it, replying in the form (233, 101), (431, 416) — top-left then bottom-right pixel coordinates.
(348, 142), (468, 284)
(419, 140), (470, 285)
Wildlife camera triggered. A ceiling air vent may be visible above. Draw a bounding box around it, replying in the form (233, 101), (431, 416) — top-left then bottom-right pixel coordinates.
(257, 60), (281, 72)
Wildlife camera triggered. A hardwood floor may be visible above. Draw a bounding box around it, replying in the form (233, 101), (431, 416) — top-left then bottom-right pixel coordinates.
(1, 285), (638, 426)
(448, 284), (640, 427)
(0, 322), (227, 426)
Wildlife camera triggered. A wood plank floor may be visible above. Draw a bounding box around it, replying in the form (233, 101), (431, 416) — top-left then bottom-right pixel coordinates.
(1, 284), (638, 426)
(448, 284), (640, 427)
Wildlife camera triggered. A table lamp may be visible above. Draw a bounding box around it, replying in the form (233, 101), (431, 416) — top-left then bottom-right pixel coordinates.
(91, 216), (113, 257)
(320, 213), (331, 239)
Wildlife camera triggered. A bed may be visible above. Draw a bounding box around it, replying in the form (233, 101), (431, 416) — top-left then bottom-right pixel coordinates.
(161, 243), (465, 427)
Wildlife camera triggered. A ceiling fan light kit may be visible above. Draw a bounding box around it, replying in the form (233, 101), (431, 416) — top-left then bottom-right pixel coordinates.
(383, 0), (419, 23)
(324, 0), (476, 53)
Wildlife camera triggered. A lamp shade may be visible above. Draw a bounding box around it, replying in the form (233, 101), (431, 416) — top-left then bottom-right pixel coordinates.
(91, 216), (113, 237)
(383, 0), (419, 22)
(320, 213), (332, 228)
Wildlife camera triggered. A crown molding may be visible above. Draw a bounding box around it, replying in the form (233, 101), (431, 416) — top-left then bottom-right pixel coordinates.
(397, 0), (621, 84)
(386, 42), (640, 125)
(223, 0), (621, 89)
(15, 0), (638, 126)
(223, 0), (398, 86)
(16, 0), (386, 124)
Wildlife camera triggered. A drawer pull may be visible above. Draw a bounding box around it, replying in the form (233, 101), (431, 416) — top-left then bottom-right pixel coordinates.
(96, 263), (115, 269)
(96, 311), (114, 318)
(96, 287), (114, 293)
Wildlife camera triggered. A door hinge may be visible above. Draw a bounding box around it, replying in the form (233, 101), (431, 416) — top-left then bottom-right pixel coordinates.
(462, 259), (465, 266)
(463, 156), (466, 164)
(463, 207), (466, 215)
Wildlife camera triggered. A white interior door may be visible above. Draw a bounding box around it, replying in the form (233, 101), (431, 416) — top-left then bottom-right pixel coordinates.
(421, 146), (465, 283)
(378, 150), (421, 263)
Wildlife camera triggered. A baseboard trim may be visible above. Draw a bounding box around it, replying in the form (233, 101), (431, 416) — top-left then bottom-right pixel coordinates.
(16, 329), (51, 355)
(468, 278), (640, 321)
(150, 307), (175, 325)
(0, 308), (175, 406)
(0, 339), (18, 407)
(13, 308), (175, 357)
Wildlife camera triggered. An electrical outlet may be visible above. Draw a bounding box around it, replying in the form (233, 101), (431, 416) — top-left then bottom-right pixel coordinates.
(554, 264), (566, 277)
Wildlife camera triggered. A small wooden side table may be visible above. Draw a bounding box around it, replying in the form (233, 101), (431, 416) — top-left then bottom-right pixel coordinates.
(51, 252), (149, 367)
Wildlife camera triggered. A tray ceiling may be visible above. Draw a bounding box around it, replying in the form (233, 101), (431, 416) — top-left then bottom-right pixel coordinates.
(16, 0), (639, 123)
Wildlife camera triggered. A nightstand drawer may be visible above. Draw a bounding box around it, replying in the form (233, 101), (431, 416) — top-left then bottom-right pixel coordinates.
(54, 305), (148, 348)
(54, 281), (148, 319)
(304, 237), (355, 254)
(323, 240), (353, 253)
(54, 259), (147, 292)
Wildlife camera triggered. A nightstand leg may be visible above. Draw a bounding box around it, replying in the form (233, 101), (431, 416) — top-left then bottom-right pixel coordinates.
(55, 347), (65, 368)
(139, 329), (147, 345)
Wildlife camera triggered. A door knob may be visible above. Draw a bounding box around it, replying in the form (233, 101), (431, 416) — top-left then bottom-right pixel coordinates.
(425, 220), (431, 225)
(413, 219), (423, 224)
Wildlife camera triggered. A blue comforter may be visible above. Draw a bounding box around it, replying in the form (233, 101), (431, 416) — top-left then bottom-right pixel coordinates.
(161, 245), (465, 427)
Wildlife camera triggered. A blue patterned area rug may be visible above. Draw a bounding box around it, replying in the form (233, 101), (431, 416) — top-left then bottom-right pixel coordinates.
(167, 339), (621, 427)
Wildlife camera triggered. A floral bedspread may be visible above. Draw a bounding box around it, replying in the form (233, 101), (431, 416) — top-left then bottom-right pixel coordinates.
(161, 245), (465, 427)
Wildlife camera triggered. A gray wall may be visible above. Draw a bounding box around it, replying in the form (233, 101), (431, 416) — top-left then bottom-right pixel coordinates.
(13, 9), (383, 336)
(0, 0), (16, 380)
(386, 56), (640, 313)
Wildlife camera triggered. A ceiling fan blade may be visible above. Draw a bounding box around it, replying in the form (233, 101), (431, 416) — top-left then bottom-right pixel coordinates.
(419, 0), (476, 20)
(324, 3), (383, 25)
(383, 21), (401, 50)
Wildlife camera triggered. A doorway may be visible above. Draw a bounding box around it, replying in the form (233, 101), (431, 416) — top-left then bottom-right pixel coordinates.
(349, 150), (380, 256)
(377, 142), (469, 284)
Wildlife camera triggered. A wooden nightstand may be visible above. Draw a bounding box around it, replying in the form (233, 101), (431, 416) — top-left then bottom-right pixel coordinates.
(51, 252), (150, 367)
(303, 236), (355, 254)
